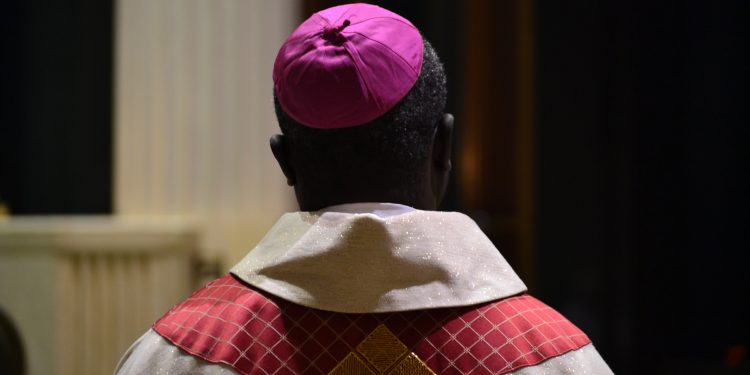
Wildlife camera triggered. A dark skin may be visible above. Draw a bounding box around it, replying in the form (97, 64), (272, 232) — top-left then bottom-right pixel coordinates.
(270, 113), (454, 211)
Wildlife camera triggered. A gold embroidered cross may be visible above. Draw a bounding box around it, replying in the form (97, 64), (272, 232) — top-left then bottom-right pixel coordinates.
(328, 324), (435, 375)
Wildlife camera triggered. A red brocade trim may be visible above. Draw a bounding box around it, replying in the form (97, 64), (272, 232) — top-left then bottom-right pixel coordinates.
(153, 275), (591, 375)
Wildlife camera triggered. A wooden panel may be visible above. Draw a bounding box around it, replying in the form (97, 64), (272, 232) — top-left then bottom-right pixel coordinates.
(460, 0), (536, 286)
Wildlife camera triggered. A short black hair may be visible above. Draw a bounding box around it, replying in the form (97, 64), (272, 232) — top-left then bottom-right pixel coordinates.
(274, 38), (447, 190)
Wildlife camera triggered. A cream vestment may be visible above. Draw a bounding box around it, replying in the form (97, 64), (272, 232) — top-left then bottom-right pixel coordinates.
(116, 203), (612, 374)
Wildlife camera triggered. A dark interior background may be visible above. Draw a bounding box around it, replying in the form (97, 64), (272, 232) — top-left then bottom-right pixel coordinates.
(2, 0), (748, 373)
(1, 0), (112, 214)
(535, 2), (748, 373)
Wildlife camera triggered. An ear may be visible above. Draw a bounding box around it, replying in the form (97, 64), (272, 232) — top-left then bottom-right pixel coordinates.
(433, 113), (454, 172)
(270, 134), (296, 186)
(431, 113), (454, 204)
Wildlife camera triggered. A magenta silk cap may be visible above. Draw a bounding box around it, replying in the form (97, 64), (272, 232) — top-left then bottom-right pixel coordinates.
(273, 3), (424, 129)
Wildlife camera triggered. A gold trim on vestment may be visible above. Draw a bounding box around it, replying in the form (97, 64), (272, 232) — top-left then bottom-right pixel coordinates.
(327, 324), (435, 375)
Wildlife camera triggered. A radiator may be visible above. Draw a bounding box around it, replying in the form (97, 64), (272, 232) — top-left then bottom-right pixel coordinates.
(0, 216), (197, 375)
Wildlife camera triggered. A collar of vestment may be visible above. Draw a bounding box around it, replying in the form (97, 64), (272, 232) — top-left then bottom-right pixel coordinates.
(230, 203), (527, 313)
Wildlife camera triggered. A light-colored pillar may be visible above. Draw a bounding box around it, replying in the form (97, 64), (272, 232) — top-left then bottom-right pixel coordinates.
(115, 0), (299, 266)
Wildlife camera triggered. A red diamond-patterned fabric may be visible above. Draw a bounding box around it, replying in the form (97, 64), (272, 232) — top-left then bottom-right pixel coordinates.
(153, 275), (591, 375)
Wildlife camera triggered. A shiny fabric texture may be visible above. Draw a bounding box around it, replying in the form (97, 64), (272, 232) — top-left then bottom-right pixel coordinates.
(229, 209), (527, 313)
(272, 3), (423, 129)
(152, 275), (592, 375)
(117, 331), (612, 375)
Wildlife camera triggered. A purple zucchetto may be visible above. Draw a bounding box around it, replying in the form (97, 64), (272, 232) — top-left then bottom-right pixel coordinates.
(272, 3), (424, 129)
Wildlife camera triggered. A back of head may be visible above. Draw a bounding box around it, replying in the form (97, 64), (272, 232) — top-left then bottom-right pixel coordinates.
(271, 3), (448, 210)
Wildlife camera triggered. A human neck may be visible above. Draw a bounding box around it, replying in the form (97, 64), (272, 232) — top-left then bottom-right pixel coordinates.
(295, 190), (436, 212)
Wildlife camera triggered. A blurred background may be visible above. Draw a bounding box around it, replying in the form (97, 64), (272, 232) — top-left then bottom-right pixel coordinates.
(0, 0), (747, 374)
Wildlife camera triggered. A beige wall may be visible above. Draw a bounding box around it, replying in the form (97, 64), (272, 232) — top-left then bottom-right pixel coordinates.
(115, 0), (300, 268)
